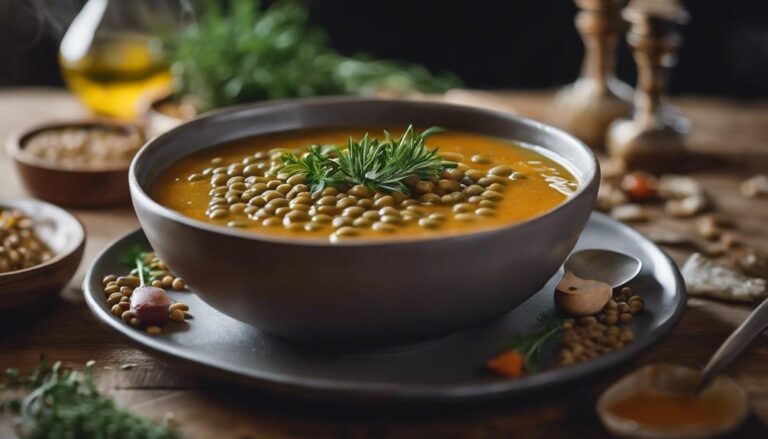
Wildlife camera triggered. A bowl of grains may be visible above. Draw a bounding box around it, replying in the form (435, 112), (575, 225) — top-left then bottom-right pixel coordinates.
(6, 121), (144, 207)
(0, 198), (85, 315)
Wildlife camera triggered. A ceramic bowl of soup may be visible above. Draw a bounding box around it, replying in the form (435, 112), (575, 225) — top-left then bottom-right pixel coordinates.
(130, 97), (599, 345)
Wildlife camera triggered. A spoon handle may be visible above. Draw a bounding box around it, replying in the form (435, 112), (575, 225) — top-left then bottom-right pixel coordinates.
(698, 298), (768, 392)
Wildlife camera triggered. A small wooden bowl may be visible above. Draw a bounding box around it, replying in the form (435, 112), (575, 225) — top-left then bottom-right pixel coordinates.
(0, 198), (85, 316)
(6, 120), (144, 207)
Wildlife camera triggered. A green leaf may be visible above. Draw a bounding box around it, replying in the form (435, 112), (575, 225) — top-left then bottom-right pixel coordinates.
(118, 244), (152, 286)
(118, 244), (148, 267)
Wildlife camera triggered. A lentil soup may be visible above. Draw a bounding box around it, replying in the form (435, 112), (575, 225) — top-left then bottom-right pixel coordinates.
(151, 128), (578, 242)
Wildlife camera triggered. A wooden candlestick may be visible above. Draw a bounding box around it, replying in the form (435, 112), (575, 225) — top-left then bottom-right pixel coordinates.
(554, 0), (633, 151)
(607, 0), (690, 172)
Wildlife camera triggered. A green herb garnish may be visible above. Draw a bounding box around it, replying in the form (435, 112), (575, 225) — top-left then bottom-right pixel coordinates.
(120, 244), (151, 285)
(505, 310), (564, 371)
(167, 0), (461, 111)
(280, 126), (457, 194)
(120, 244), (163, 287)
(1, 358), (181, 439)
(280, 146), (343, 194)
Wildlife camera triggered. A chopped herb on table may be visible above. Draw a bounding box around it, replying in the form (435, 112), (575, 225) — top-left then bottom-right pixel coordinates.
(0, 358), (182, 439)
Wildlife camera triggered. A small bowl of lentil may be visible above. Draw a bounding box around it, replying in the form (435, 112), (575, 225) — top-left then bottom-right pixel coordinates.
(0, 198), (85, 315)
(130, 97), (599, 345)
(6, 120), (144, 207)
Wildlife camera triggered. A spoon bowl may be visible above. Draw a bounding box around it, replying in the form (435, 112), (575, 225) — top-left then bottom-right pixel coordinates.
(565, 249), (642, 289)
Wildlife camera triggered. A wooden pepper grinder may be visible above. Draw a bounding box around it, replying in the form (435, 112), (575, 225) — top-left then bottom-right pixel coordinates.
(607, 0), (690, 172)
(554, 0), (633, 151)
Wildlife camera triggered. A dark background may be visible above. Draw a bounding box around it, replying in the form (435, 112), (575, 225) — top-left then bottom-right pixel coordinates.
(2, 0), (768, 97)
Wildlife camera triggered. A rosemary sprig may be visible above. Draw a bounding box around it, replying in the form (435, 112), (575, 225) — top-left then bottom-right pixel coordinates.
(505, 310), (564, 371)
(337, 126), (455, 193)
(1, 358), (181, 439)
(280, 146), (343, 193)
(279, 125), (457, 194)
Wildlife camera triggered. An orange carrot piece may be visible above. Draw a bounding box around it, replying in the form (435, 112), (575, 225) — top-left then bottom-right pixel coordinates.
(486, 350), (525, 377)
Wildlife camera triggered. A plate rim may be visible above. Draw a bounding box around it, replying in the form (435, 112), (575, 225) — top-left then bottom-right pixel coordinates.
(83, 212), (687, 402)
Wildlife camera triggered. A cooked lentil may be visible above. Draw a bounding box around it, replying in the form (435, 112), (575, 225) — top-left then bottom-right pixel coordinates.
(102, 251), (190, 332)
(557, 287), (643, 366)
(23, 126), (143, 169)
(151, 128), (579, 242)
(0, 208), (54, 273)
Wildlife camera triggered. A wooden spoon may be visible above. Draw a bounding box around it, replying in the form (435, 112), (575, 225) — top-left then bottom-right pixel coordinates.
(555, 271), (612, 316)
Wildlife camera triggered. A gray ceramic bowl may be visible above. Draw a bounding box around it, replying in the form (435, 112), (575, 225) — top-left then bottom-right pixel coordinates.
(129, 97), (599, 345)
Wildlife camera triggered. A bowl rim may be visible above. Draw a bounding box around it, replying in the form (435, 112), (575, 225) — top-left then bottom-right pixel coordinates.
(6, 119), (144, 173)
(129, 96), (600, 247)
(0, 198), (86, 279)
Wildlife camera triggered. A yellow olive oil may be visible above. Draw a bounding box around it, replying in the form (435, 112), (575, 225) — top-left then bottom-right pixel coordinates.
(60, 35), (172, 119)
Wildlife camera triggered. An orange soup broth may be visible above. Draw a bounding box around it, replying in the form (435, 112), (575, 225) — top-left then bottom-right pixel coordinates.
(607, 390), (732, 428)
(151, 128), (579, 241)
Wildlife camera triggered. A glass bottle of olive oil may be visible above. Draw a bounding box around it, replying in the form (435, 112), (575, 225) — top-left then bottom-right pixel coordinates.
(59, 0), (181, 119)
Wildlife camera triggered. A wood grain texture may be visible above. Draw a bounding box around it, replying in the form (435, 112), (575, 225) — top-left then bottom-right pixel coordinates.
(0, 87), (767, 438)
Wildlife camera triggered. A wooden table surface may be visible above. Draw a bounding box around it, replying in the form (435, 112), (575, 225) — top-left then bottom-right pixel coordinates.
(1, 88), (767, 438)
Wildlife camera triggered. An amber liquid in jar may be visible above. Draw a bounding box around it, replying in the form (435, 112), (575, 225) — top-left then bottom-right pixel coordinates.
(60, 35), (172, 119)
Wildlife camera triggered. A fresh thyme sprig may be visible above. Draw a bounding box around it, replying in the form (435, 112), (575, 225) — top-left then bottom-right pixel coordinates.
(279, 125), (457, 194)
(1, 358), (181, 439)
(505, 310), (564, 371)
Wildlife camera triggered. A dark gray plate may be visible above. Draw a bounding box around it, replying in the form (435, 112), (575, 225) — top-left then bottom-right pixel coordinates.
(83, 212), (685, 402)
